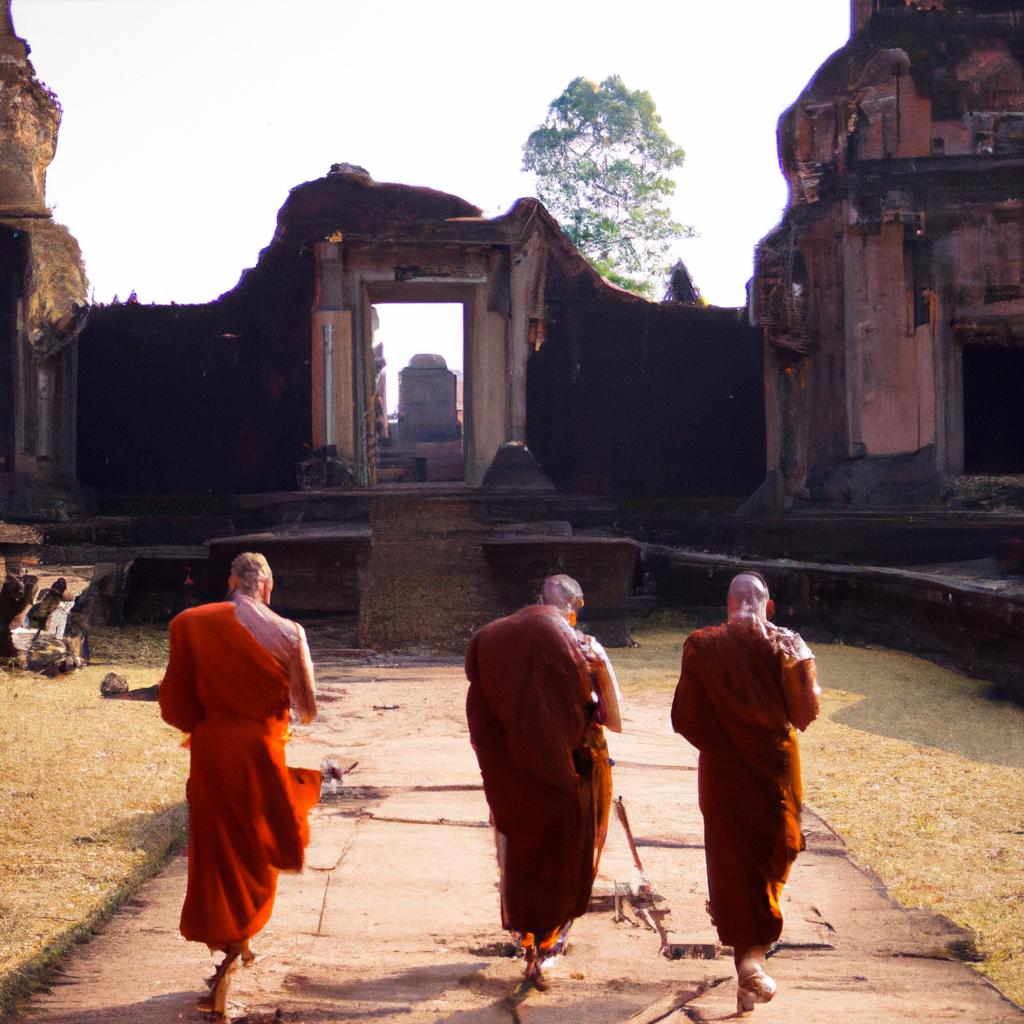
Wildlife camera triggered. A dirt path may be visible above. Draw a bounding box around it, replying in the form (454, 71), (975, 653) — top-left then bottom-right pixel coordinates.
(18, 659), (1024, 1024)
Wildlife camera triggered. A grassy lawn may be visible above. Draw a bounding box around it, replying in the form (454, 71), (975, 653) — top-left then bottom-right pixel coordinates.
(616, 612), (1024, 1006)
(0, 627), (185, 1020)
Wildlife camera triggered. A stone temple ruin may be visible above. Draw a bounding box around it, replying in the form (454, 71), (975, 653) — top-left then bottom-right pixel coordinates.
(3, 0), (1024, 699)
(753, 0), (1024, 507)
(73, 163), (763, 499)
(0, 4), (88, 520)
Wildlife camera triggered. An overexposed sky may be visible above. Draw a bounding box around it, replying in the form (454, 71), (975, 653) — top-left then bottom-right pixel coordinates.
(376, 303), (464, 375)
(15, 0), (850, 308)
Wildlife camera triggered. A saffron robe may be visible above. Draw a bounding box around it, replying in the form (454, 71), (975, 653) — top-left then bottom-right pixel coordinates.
(159, 602), (320, 951)
(466, 604), (608, 938)
(671, 622), (818, 954)
(579, 638), (617, 869)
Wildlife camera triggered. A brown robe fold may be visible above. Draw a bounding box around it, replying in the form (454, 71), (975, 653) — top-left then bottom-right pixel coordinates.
(159, 602), (319, 951)
(465, 604), (607, 939)
(671, 622), (816, 954)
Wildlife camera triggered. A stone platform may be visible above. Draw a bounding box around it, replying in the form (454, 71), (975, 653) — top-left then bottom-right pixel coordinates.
(6, 495), (1024, 676)
(1, 486), (637, 649)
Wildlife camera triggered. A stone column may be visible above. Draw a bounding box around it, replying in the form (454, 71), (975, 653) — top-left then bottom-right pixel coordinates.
(310, 241), (355, 463)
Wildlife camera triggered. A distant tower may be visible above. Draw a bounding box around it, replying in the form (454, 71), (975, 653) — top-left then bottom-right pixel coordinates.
(0, 0), (90, 518)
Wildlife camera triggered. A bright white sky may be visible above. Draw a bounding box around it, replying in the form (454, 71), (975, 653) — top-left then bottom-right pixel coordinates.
(15, 0), (850, 310)
(376, 303), (464, 377)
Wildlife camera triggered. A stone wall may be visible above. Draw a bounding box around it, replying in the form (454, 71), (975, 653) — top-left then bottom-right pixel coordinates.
(648, 545), (1024, 705)
(528, 291), (765, 499)
(75, 170), (765, 503)
(77, 296), (313, 495)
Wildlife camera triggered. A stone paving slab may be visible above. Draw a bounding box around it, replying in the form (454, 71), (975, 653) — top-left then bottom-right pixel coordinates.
(18, 665), (1024, 1024)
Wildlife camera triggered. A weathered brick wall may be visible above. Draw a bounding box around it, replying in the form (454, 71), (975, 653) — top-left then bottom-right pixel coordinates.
(357, 497), (498, 651)
(527, 293), (765, 499)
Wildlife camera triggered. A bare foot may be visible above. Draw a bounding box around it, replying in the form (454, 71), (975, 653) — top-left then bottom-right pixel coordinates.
(736, 960), (777, 1014)
(199, 944), (242, 1016)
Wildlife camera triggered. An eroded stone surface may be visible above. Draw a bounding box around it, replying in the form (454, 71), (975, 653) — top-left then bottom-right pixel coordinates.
(752, 1), (1024, 509)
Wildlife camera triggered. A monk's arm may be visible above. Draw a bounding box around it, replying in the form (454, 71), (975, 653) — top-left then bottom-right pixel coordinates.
(288, 623), (317, 724)
(583, 635), (623, 733)
(671, 636), (716, 751)
(158, 614), (202, 733)
(783, 657), (820, 731)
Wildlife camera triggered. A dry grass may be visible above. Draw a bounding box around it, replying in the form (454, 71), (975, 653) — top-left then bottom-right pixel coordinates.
(621, 612), (1024, 1006)
(87, 624), (172, 667)
(0, 627), (186, 1019)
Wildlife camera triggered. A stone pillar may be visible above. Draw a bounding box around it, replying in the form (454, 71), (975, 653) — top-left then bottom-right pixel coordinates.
(310, 241), (355, 463)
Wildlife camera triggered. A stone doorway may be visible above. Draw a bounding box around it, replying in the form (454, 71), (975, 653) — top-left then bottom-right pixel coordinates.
(0, 227), (24, 476)
(371, 303), (464, 484)
(963, 344), (1024, 474)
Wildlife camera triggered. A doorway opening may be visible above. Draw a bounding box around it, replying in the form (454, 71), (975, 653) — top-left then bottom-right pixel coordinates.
(371, 303), (464, 482)
(0, 228), (25, 476)
(963, 345), (1024, 474)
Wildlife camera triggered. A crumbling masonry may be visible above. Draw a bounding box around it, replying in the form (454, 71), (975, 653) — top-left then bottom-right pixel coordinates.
(753, 0), (1024, 507)
(0, 1), (88, 519)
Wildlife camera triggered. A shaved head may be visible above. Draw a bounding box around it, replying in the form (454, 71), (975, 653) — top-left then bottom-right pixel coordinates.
(539, 574), (584, 624)
(228, 551), (274, 603)
(727, 573), (771, 624)
(728, 572), (769, 600)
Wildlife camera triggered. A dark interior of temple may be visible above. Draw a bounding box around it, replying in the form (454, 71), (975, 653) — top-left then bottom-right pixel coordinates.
(527, 300), (764, 497)
(77, 298), (315, 495)
(963, 345), (1024, 475)
(0, 227), (22, 475)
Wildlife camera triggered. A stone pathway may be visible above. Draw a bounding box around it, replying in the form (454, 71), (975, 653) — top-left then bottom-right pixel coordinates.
(19, 659), (1024, 1024)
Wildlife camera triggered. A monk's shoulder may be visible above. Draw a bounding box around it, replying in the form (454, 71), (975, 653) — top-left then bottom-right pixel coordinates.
(476, 605), (558, 640)
(170, 601), (233, 632)
(259, 602), (302, 637)
(475, 606), (579, 662)
(469, 609), (515, 645)
(683, 624), (726, 655)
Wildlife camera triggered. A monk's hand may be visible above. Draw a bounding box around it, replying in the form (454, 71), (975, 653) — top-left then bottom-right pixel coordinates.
(730, 611), (771, 642)
(290, 703), (317, 726)
(765, 623), (813, 665)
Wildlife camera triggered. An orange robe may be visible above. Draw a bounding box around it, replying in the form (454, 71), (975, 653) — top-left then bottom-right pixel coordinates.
(580, 646), (614, 871)
(159, 602), (320, 951)
(465, 604), (608, 939)
(671, 623), (817, 954)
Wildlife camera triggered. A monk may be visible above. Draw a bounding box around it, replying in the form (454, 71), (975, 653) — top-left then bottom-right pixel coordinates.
(465, 574), (617, 993)
(671, 572), (820, 1015)
(159, 552), (319, 1016)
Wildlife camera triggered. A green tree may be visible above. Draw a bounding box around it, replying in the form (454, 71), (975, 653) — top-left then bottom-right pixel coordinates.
(522, 75), (691, 297)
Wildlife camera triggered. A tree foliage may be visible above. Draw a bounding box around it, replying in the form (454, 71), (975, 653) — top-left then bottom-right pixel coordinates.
(522, 75), (691, 296)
